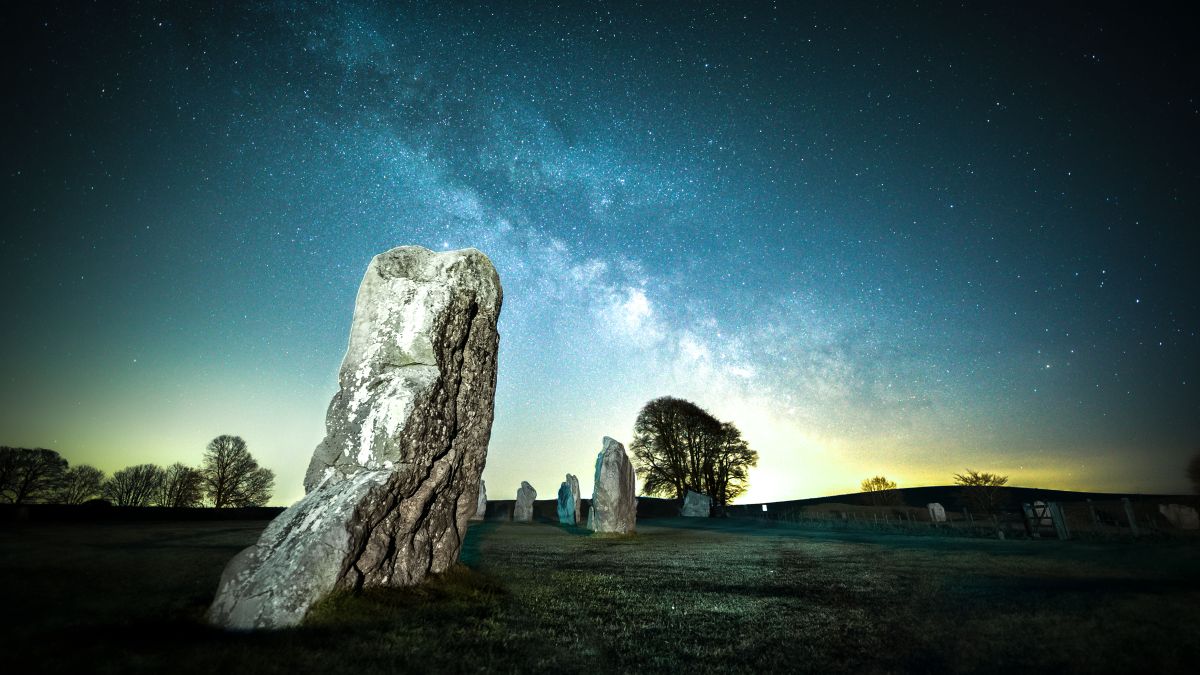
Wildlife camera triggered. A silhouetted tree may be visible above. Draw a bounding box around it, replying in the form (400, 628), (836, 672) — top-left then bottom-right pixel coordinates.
(860, 475), (902, 506)
(707, 423), (756, 505)
(631, 397), (758, 508)
(155, 463), (204, 507)
(0, 449), (15, 502)
(0, 447), (68, 504)
(53, 465), (106, 505)
(954, 469), (1009, 514)
(200, 435), (275, 507)
(103, 464), (165, 507)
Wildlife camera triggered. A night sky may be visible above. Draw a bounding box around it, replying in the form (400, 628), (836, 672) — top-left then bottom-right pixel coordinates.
(3, 2), (1197, 506)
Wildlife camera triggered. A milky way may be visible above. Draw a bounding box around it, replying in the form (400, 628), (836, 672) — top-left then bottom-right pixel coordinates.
(2, 2), (1197, 504)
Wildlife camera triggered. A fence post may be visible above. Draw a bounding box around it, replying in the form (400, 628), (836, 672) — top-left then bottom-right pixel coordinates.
(1022, 503), (1040, 538)
(1049, 502), (1071, 540)
(1122, 498), (1140, 538)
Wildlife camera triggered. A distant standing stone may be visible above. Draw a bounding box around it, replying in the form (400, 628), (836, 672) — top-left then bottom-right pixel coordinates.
(589, 437), (637, 534)
(514, 481), (537, 522)
(927, 502), (946, 522)
(557, 473), (581, 525)
(681, 490), (712, 517)
(472, 479), (487, 521)
(568, 474), (581, 524)
(207, 246), (502, 630)
(1159, 503), (1199, 530)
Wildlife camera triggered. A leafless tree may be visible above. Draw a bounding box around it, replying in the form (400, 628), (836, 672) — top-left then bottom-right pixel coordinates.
(200, 435), (275, 507)
(0, 447), (68, 504)
(54, 465), (106, 504)
(155, 463), (204, 507)
(860, 475), (902, 506)
(103, 464), (166, 507)
(954, 469), (1009, 514)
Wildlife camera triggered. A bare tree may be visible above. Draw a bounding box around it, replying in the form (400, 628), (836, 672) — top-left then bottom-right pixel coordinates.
(954, 469), (1009, 514)
(155, 463), (204, 507)
(0, 448), (15, 502)
(860, 475), (902, 506)
(0, 447), (68, 504)
(103, 464), (166, 507)
(54, 465), (106, 505)
(200, 435), (275, 507)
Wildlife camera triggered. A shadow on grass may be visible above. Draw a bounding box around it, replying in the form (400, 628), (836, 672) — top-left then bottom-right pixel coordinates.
(37, 564), (521, 675)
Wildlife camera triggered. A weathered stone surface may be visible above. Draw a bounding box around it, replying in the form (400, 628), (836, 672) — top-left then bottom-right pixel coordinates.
(557, 473), (580, 525)
(514, 481), (536, 522)
(1159, 503), (1199, 530)
(207, 246), (502, 630)
(588, 437), (637, 534)
(927, 502), (946, 522)
(471, 479), (487, 521)
(681, 490), (711, 517)
(569, 473), (580, 524)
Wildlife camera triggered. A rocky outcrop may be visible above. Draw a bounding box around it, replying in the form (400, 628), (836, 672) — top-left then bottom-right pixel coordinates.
(557, 474), (580, 525)
(472, 479), (487, 521)
(588, 437), (636, 534)
(207, 246), (502, 630)
(514, 481), (536, 522)
(681, 490), (711, 517)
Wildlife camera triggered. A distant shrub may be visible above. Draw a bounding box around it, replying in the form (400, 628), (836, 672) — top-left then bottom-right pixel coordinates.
(860, 475), (902, 506)
(954, 469), (1009, 514)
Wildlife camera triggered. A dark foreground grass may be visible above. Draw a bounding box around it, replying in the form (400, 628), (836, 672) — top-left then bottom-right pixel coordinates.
(2, 517), (1199, 674)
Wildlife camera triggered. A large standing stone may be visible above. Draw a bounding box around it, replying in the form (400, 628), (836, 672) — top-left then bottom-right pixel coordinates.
(1159, 503), (1200, 530)
(681, 490), (712, 517)
(588, 437), (637, 534)
(207, 246), (502, 630)
(557, 473), (581, 525)
(471, 479), (487, 521)
(514, 481), (536, 522)
(927, 502), (946, 522)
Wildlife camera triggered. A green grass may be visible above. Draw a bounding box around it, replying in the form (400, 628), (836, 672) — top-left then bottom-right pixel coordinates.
(2, 517), (1199, 673)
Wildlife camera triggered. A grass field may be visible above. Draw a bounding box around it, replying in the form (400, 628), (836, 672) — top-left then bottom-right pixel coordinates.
(2, 516), (1199, 673)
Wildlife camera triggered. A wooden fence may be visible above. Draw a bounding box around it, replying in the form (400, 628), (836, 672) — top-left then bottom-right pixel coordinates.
(724, 497), (1199, 541)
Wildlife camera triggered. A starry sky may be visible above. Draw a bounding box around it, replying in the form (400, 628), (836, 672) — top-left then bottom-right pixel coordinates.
(2, 1), (1198, 506)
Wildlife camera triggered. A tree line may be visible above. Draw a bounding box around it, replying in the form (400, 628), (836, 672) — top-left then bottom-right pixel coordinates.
(0, 435), (274, 507)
